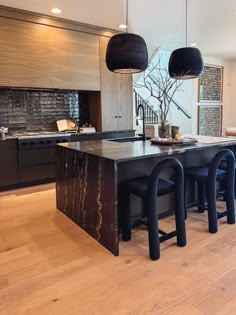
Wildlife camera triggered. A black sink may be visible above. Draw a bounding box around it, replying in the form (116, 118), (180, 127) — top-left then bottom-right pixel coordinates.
(109, 136), (144, 143)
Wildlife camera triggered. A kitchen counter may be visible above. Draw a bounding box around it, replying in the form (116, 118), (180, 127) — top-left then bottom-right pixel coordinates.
(70, 129), (135, 141)
(56, 135), (236, 256)
(0, 129), (135, 142)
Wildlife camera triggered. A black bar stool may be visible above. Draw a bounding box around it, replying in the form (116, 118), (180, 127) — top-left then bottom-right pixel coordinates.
(121, 157), (186, 260)
(185, 149), (235, 233)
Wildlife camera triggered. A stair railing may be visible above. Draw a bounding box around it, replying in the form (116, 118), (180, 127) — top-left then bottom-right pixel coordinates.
(134, 90), (159, 125)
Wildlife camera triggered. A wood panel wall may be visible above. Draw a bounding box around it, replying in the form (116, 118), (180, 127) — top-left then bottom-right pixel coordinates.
(0, 5), (134, 131)
(0, 16), (100, 90)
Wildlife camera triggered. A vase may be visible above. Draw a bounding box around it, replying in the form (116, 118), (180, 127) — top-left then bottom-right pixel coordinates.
(158, 123), (171, 139)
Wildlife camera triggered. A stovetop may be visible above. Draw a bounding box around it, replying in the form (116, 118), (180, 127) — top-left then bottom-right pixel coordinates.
(11, 131), (72, 149)
(9, 131), (72, 139)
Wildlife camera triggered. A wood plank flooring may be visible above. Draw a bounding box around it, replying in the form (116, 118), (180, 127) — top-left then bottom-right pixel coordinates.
(0, 184), (236, 314)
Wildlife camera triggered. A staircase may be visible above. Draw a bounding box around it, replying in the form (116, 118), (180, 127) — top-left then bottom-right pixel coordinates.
(134, 90), (159, 124)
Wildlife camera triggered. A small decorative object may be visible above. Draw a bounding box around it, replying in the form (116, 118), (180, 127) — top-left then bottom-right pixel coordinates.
(171, 125), (180, 139)
(145, 124), (159, 138)
(168, 0), (204, 79)
(198, 65), (223, 102)
(106, 0), (148, 73)
(174, 132), (184, 140)
(134, 49), (184, 138)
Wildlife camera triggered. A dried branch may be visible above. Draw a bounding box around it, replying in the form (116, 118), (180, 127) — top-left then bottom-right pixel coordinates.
(133, 48), (184, 124)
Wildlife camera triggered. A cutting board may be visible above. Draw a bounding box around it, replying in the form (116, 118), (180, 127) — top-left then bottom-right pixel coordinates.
(56, 119), (77, 131)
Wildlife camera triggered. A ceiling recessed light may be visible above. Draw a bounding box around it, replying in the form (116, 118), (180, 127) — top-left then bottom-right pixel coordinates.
(51, 8), (62, 14)
(118, 24), (128, 29)
(190, 43), (197, 47)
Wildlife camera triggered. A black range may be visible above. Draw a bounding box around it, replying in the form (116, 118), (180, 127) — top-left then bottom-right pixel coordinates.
(7, 132), (71, 185)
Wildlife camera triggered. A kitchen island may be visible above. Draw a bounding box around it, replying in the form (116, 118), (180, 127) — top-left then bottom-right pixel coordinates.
(56, 136), (236, 255)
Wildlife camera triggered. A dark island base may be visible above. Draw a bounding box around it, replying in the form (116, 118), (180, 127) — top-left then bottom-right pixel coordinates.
(56, 146), (118, 255)
(56, 138), (236, 256)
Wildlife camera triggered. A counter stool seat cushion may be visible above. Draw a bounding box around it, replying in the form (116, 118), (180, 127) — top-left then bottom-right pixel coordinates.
(127, 177), (175, 198)
(219, 160), (236, 171)
(186, 167), (226, 182)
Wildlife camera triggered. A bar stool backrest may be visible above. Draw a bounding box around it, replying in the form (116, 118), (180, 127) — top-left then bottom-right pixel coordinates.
(147, 158), (184, 211)
(145, 157), (186, 260)
(208, 149), (235, 188)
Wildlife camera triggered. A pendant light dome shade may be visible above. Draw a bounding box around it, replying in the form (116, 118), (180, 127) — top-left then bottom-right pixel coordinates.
(106, 33), (148, 74)
(168, 47), (204, 79)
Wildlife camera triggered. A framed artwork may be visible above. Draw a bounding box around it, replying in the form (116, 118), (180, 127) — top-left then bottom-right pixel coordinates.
(198, 64), (223, 102)
(198, 105), (222, 137)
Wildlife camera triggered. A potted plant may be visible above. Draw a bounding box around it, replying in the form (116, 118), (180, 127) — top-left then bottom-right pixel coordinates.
(134, 50), (184, 138)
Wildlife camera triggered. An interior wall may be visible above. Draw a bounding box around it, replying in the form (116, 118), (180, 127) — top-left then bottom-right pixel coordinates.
(226, 60), (236, 128)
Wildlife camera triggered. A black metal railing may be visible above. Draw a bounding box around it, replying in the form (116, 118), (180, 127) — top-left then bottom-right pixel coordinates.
(147, 75), (192, 119)
(134, 90), (159, 125)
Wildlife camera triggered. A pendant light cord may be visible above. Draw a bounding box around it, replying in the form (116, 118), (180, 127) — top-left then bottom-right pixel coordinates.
(185, 0), (188, 47)
(126, 0), (128, 33)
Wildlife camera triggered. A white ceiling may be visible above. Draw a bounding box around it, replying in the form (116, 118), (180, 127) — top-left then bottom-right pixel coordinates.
(1, 0), (236, 60)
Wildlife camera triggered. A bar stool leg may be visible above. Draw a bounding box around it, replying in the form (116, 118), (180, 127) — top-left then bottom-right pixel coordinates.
(234, 174), (236, 199)
(175, 182), (187, 247)
(198, 182), (206, 213)
(121, 189), (131, 241)
(184, 174), (188, 220)
(147, 196), (160, 260)
(225, 178), (236, 225)
(207, 180), (218, 233)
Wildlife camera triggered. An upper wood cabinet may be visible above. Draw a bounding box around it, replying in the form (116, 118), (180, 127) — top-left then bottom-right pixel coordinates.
(0, 16), (100, 90)
(99, 36), (133, 131)
(0, 5), (133, 132)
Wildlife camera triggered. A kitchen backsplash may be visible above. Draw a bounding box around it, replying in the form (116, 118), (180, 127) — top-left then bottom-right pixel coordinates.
(0, 88), (90, 132)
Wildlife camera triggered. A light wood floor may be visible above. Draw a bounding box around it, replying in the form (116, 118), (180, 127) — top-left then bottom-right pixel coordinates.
(0, 184), (236, 315)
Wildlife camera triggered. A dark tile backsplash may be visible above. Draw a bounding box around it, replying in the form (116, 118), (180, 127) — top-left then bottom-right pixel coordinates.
(0, 88), (89, 132)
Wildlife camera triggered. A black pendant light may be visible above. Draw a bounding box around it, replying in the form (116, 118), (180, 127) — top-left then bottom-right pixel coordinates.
(106, 0), (148, 74)
(168, 0), (204, 79)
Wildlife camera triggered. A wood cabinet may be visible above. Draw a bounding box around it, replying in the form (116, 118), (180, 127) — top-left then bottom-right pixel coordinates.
(99, 36), (133, 131)
(0, 16), (100, 90)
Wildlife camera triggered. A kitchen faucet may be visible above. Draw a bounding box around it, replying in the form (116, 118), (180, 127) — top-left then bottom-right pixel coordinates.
(137, 104), (146, 141)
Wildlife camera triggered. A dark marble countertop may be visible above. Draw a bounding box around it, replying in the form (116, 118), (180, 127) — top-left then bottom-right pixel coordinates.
(57, 136), (236, 162)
